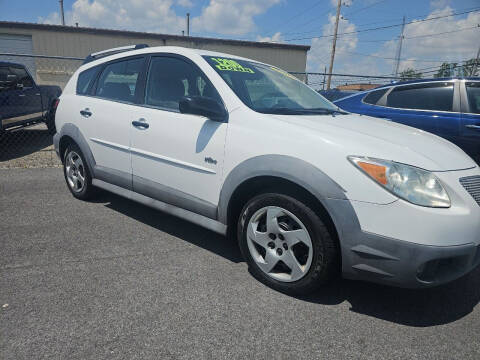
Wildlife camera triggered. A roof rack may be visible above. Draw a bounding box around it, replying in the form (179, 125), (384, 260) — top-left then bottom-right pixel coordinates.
(83, 44), (149, 64)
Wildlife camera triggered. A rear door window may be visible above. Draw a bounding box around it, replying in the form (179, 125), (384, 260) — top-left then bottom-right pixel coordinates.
(465, 82), (480, 114)
(95, 57), (144, 103)
(386, 82), (454, 112)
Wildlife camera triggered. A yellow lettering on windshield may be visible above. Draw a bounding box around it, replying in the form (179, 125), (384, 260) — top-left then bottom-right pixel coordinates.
(270, 66), (298, 80)
(211, 58), (254, 73)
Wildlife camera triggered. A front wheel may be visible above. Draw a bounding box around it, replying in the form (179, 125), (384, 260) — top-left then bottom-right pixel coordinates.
(238, 193), (339, 295)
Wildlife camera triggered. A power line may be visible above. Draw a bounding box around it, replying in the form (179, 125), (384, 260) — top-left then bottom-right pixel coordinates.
(343, 0), (390, 18)
(352, 25), (479, 43)
(341, 50), (469, 63)
(282, 8), (480, 42)
(279, 5), (479, 37)
(262, 0), (325, 37)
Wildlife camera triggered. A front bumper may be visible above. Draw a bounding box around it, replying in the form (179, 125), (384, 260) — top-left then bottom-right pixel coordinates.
(342, 230), (480, 288)
(323, 166), (480, 288)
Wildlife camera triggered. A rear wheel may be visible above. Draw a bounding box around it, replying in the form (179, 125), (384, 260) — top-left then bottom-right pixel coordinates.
(63, 143), (96, 200)
(238, 193), (339, 295)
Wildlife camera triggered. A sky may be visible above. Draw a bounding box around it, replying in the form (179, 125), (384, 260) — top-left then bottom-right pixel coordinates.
(0, 0), (479, 81)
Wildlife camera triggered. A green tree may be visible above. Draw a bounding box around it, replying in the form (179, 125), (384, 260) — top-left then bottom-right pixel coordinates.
(399, 68), (422, 81)
(461, 58), (480, 77)
(435, 62), (458, 78)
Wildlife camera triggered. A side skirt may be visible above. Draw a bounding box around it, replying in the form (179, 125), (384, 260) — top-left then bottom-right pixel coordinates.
(92, 179), (227, 236)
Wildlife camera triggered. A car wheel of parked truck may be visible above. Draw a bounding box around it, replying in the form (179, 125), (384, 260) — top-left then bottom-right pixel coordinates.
(238, 193), (339, 295)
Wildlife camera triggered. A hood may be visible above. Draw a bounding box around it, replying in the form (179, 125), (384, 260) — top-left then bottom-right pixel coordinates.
(269, 113), (476, 172)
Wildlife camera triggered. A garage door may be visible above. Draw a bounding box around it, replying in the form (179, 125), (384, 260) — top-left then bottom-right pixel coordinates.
(0, 34), (36, 80)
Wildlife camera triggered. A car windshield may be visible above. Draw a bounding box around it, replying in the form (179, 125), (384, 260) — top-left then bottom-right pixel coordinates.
(203, 56), (341, 115)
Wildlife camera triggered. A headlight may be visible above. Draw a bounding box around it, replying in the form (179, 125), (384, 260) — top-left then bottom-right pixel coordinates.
(348, 156), (450, 208)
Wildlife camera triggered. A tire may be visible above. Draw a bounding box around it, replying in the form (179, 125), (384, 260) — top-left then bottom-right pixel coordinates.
(45, 112), (56, 135)
(237, 193), (339, 295)
(63, 143), (96, 200)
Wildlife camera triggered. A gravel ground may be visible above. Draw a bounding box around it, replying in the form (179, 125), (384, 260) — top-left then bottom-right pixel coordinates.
(1, 168), (480, 359)
(0, 124), (61, 169)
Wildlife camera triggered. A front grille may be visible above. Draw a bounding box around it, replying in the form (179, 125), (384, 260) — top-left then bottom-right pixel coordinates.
(460, 176), (480, 206)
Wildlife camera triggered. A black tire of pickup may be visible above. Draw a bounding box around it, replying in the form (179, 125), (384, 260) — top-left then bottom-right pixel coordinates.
(45, 111), (56, 135)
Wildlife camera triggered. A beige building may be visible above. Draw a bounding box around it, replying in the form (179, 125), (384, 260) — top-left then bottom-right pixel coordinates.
(0, 21), (309, 88)
(336, 83), (379, 91)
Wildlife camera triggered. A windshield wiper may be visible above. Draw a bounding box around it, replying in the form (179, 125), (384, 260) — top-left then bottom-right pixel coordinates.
(256, 107), (348, 115)
(303, 108), (349, 115)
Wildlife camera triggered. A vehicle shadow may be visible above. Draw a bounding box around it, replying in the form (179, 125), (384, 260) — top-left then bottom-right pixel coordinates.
(0, 126), (53, 161)
(99, 191), (243, 264)
(298, 266), (480, 327)
(97, 191), (480, 327)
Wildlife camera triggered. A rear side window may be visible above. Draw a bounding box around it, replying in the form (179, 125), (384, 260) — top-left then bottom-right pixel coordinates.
(363, 88), (388, 105)
(386, 82), (453, 112)
(145, 56), (222, 111)
(95, 57), (144, 103)
(465, 82), (480, 114)
(76, 67), (98, 95)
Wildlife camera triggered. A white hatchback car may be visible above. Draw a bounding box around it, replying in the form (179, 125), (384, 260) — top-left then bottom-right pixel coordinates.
(54, 45), (480, 294)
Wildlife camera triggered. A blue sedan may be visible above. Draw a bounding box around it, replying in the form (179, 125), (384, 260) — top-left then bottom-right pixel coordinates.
(334, 78), (480, 164)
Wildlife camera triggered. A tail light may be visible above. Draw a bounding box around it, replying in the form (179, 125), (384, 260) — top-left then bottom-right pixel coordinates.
(52, 98), (60, 110)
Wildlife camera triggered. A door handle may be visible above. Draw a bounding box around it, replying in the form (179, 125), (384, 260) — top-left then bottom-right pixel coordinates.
(18, 94), (26, 97)
(80, 108), (92, 118)
(132, 119), (149, 129)
(465, 124), (480, 130)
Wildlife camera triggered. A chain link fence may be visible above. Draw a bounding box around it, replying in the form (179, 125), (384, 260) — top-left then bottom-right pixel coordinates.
(0, 54), (82, 168)
(297, 72), (399, 101)
(0, 53), (401, 169)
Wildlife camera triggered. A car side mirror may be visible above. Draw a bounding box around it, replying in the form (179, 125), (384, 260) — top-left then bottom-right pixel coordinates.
(179, 96), (228, 122)
(16, 83), (24, 89)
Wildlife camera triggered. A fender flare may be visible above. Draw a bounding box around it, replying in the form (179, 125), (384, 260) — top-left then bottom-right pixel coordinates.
(54, 123), (96, 175)
(217, 155), (348, 225)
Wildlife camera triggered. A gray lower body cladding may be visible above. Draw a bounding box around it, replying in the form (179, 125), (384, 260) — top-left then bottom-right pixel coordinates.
(323, 198), (480, 288)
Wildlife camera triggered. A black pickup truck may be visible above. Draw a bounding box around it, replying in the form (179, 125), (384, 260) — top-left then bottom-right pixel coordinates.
(0, 61), (61, 134)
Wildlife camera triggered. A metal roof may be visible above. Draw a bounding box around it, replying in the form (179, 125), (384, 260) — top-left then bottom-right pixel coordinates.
(0, 21), (311, 51)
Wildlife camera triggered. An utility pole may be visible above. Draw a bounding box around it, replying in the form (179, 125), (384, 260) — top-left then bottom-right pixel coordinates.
(394, 16), (406, 77)
(186, 13), (190, 36)
(326, 0), (342, 90)
(322, 66), (327, 90)
(59, 0), (65, 26)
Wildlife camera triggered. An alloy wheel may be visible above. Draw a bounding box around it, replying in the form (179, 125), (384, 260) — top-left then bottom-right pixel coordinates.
(65, 150), (86, 193)
(246, 206), (314, 282)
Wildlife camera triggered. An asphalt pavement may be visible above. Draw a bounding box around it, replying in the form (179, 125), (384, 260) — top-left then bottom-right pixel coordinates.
(1, 168), (480, 359)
